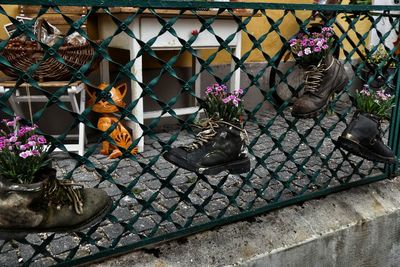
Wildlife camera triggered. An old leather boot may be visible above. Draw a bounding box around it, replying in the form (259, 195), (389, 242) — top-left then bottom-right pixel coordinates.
(163, 120), (250, 175)
(337, 112), (397, 164)
(292, 54), (349, 118)
(0, 173), (112, 240)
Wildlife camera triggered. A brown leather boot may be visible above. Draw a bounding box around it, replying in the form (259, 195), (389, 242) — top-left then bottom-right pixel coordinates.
(0, 170), (112, 240)
(292, 54), (349, 118)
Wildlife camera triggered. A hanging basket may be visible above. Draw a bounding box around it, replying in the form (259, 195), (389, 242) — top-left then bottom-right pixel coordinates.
(0, 38), (102, 81)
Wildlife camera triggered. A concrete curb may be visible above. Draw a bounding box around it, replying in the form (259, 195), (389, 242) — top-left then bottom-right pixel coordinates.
(92, 176), (400, 267)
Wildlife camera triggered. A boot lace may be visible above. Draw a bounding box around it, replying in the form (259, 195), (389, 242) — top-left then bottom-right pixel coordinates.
(43, 178), (84, 215)
(303, 58), (334, 94)
(184, 119), (248, 151)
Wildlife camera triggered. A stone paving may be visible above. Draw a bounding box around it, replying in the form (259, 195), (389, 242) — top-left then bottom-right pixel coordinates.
(0, 111), (390, 266)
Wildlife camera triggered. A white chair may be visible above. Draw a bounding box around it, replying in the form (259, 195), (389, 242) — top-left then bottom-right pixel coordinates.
(0, 80), (87, 155)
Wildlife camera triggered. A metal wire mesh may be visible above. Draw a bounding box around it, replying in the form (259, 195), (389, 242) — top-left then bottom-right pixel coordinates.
(0, 2), (399, 266)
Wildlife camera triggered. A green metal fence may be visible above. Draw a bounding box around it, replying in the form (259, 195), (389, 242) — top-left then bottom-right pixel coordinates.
(0, 1), (399, 266)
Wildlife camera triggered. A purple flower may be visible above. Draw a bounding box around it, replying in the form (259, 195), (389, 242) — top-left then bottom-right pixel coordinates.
(31, 150), (40, 156)
(322, 44), (329, 50)
(309, 40), (315, 46)
(8, 136), (17, 143)
(314, 46), (321, 53)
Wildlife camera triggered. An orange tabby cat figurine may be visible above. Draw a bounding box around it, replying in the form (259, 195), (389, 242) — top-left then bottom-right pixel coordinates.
(86, 83), (138, 158)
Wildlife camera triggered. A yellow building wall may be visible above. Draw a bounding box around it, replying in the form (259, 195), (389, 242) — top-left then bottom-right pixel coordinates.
(0, 5), (18, 39)
(0, 1), (370, 68)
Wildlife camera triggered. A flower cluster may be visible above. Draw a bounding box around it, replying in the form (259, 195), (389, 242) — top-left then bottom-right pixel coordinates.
(289, 27), (334, 61)
(368, 45), (396, 68)
(204, 83), (244, 122)
(355, 85), (395, 119)
(0, 117), (50, 184)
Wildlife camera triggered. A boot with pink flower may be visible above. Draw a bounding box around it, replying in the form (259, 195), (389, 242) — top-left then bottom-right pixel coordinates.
(164, 84), (250, 175)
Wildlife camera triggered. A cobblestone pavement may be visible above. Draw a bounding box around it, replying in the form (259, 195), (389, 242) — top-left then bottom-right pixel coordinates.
(0, 111), (389, 266)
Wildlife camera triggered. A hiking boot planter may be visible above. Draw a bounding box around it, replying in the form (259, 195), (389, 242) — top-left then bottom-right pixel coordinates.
(0, 117), (112, 240)
(164, 84), (250, 175)
(289, 26), (349, 118)
(0, 168), (112, 240)
(337, 112), (396, 164)
(164, 120), (250, 175)
(291, 53), (348, 118)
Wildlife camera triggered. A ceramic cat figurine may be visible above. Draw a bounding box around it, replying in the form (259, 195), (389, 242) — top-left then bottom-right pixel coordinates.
(86, 83), (138, 158)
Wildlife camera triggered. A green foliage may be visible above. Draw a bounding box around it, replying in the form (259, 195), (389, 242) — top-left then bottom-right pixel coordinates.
(0, 117), (50, 184)
(355, 86), (395, 119)
(203, 84), (244, 123)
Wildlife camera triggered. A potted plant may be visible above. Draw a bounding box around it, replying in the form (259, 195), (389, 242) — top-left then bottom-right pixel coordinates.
(361, 45), (397, 93)
(163, 83), (250, 175)
(337, 85), (397, 164)
(288, 26), (349, 118)
(0, 116), (112, 240)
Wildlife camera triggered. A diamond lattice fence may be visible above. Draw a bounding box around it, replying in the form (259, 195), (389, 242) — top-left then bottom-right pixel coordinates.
(0, 2), (399, 266)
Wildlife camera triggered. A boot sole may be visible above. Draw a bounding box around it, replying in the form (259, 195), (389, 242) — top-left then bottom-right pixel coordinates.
(164, 152), (251, 175)
(336, 136), (397, 164)
(292, 77), (348, 119)
(0, 198), (113, 240)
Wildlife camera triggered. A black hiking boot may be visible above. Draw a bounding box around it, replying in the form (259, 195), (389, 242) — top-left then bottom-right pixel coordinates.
(292, 54), (349, 118)
(0, 171), (112, 240)
(163, 120), (250, 175)
(337, 112), (397, 164)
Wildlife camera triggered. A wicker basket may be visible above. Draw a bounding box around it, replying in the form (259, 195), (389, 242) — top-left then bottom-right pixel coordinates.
(0, 38), (102, 81)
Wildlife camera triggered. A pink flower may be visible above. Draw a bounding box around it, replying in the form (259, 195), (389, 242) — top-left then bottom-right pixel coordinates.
(314, 46), (321, 52)
(377, 90), (391, 101)
(215, 85), (224, 92)
(322, 27), (332, 32)
(8, 136), (17, 143)
(28, 141), (36, 147)
(20, 144), (28, 151)
(322, 44), (329, 50)
(297, 51), (304, 57)
(222, 97), (231, 104)
(360, 88), (371, 96)
(31, 150), (40, 156)
(37, 136), (47, 145)
(6, 121), (15, 127)
(205, 87), (213, 94)
(19, 151), (32, 159)
(234, 88), (244, 96)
